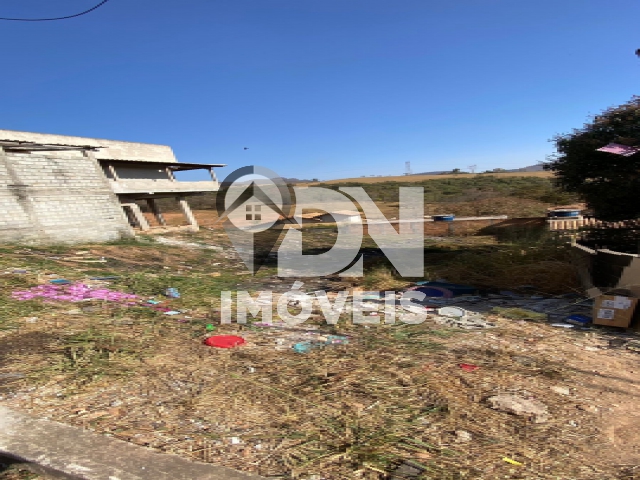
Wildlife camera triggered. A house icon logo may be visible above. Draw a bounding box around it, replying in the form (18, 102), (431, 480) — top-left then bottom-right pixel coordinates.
(215, 166), (294, 272)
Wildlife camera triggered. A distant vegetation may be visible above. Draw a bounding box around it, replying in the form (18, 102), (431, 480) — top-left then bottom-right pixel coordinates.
(548, 95), (640, 221)
(148, 174), (579, 219)
(308, 175), (579, 218)
(316, 175), (578, 208)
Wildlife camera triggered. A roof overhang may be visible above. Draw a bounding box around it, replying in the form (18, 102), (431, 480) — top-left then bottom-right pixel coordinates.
(0, 139), (102, 153)
(100, 159), (226, 171)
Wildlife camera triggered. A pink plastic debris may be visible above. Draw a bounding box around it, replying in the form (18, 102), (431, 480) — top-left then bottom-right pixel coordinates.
(11, 282), (138, 304)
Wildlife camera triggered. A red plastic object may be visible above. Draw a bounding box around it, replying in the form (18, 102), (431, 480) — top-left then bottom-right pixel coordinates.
(204, 335), (246, 348)
(459, 363), (479, 372)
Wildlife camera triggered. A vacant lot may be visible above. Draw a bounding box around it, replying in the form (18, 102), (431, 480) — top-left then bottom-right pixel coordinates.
(0, 231), (638, 479)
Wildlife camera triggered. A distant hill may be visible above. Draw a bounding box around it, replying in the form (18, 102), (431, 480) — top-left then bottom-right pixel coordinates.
(283, 177), (317, 184)
(410, 164), (545, 176)
(507, 164), (545, 173)
(412, 170), (449, 175)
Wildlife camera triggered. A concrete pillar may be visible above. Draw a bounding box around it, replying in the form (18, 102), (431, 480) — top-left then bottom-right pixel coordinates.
(107, 163), (119, 180)
(123, 206), (137, 226)
(146, 198), (166, 226)
(128, 203), (151, 231)
(177, 196), (199, 232)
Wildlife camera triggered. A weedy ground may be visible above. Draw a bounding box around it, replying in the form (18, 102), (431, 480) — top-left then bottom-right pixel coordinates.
(0, 230), (638, 479)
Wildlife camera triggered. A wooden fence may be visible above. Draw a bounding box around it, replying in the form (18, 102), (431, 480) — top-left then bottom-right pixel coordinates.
(548, 218), (640, 231)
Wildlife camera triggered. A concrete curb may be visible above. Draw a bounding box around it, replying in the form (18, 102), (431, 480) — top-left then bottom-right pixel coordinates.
(0, 406), (264, 480)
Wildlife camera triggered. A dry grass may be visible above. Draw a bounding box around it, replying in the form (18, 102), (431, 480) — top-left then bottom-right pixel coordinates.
(427, 245), (581, 295)
(0, 234), (636, 479)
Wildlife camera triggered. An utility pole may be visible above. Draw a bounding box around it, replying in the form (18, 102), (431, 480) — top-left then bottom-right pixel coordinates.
(468, 165), (477, 174)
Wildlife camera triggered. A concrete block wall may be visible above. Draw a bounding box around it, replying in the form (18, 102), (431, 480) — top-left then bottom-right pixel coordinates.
(0, 129), (177, 163)
(0, 148), (134, 244)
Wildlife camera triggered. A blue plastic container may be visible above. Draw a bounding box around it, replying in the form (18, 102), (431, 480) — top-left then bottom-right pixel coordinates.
(547, 209), (580, 218)
(433, 214), (455, 222)
(565, 314), (592, 326)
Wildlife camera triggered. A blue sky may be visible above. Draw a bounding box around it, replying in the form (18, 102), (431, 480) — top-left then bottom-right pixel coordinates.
(0, 0), (638, 181)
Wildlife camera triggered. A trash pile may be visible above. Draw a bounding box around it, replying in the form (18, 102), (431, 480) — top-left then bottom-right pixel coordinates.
(406, 280), (595, 329)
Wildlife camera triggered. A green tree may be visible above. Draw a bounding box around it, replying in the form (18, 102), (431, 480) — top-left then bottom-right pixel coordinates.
(546, 96), (640, 220)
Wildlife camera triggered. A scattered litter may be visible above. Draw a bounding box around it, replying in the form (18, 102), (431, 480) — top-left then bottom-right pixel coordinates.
(49, 279), (72, 285)
(459, 363), (479, 372)
(0, 373), (25, 380)
(24, 317), (38, 323)
(163, 310), (182, 316)
(626, 340), (640, 352)
(292, 335), (349, 354)
(502, 457), (523, 466)
(206, 324), (216, 331)
(550, 323), (574, 329)
(146, 300), (162, 305)
(487, 394), (550, 423)
(89, 276), (119, 281)
(550, 386), (571, 396)
(229, 436), (242, 445)
(165, 288), (180, 298)
(438, 306), (467, 318)
(204, 335), (246, 348)
(455, 430), (472, 442)
(433, 315), (495, 329)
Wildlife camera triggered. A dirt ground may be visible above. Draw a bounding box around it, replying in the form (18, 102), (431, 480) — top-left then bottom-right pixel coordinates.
(0, 232), (639, 479)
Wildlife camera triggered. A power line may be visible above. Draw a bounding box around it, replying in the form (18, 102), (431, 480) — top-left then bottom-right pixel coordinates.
(0, 0), (111, 21)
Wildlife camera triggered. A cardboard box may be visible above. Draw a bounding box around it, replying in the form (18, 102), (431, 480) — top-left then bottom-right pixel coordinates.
(593, 295), (638, 328)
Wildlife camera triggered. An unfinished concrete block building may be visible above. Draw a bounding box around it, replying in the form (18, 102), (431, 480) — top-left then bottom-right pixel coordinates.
(0, 129), (224, 244)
